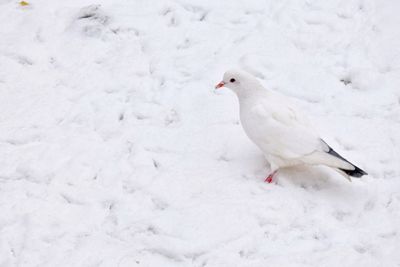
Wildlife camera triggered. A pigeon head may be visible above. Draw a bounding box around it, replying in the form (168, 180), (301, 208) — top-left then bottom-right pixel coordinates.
(215, 69), (261, 96)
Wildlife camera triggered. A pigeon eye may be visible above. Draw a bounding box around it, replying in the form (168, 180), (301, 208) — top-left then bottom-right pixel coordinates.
(230, 78), (236, 83)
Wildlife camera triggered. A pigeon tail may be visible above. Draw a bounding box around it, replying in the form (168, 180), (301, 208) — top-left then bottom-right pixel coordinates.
(324, 142), (367, 178)
(339, 165), (367, 178)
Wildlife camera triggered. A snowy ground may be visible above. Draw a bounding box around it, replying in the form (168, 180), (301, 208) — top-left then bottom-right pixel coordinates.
(1, 0), (400, 266)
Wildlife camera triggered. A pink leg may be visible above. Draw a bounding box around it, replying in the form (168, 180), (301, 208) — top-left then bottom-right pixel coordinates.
(264, 170), (278, 183)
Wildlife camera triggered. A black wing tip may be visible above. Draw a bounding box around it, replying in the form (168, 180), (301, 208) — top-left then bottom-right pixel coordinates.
(322, 140), (367, 178)
(339, 166), (368, 178)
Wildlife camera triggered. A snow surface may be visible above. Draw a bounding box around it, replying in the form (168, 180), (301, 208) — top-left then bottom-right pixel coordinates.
(1, 0), (400, 266)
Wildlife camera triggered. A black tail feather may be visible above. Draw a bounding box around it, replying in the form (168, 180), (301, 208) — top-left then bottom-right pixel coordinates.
(323, 140), (368, 178)
(339, 165), (368, 178)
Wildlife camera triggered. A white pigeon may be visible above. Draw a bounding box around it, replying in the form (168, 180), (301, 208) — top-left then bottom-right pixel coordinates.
(215, 69), (367, 183)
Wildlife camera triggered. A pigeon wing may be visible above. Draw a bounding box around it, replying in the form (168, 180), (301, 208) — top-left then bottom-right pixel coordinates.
(250, 101), (325, 159)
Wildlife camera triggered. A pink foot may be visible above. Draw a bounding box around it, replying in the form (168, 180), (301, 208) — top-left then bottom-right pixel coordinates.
(264, 171), (278, 183)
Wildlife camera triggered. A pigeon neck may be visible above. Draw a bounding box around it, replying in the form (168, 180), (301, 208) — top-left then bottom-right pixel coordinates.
(236, 86), (269, 102)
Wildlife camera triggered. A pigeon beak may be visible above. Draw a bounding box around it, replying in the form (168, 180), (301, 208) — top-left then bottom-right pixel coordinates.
(215, 81), (225, 89)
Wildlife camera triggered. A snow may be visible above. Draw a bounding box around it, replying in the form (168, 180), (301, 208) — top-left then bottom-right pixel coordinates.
(1, 0), (400, 266)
